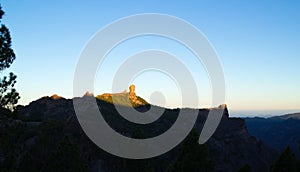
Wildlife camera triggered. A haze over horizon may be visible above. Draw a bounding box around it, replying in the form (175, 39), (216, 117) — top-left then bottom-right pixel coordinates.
(1, 1), (299, 115)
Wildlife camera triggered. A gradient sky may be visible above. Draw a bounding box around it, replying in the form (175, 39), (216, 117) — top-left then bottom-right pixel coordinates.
(1, 0), (300, 115)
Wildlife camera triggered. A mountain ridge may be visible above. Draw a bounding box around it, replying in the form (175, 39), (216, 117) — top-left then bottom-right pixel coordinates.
(0, 85), (279, 171)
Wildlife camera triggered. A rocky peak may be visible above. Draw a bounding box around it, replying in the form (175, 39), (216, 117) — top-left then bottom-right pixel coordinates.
(128, 84), (139, 103)
(218, 104), (227, 109)
(219, 104), (229, 117)
(50, 94), (62, 100)
(83, 91), (94, 97)
(129, 84), (136, 96)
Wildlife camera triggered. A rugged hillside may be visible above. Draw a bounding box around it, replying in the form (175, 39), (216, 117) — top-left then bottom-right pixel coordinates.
(0, 94), (277, 171)
(245, 113), (300, 158)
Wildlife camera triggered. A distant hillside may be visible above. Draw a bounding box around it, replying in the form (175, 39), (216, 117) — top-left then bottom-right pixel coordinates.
(245, 113), (300, 158)
(271, 113), (300, 120)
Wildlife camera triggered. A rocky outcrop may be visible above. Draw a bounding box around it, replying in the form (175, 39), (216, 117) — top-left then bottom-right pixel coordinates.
(96, 84), (148, 107)
(129, 84), (136, 98)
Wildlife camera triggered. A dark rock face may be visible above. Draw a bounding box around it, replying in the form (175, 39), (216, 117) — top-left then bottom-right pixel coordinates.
(205, 117), (276, 172)
(192, 109), (277, 172)
(0, 96), (277, 171)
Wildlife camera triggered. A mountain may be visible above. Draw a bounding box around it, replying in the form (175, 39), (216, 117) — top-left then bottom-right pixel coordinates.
(0, 87), (277, 171)
(245, 113), (300, 158)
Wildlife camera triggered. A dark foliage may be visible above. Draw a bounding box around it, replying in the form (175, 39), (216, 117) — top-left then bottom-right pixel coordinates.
(168, 129), (214, 172)
(238, 164), (252, 172)
(45, 136), (88, 172)
(0, 4), (20, 110)
(271, 146), (299, 172)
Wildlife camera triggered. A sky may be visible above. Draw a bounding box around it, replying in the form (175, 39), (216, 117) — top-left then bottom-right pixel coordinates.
(1, 0), (300, 116)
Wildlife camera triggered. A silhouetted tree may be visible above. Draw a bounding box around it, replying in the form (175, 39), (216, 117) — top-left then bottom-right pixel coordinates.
(121, 128), (154, 172)
(271, 146), (299, 172)
(298, 141), (300, 171)
(168, 129), (214, 172)
(18, 153), (39, 172)
(238, 164), (252, 172)
(0, 4), (20, 110)
(45, 136), (88, 172)
(0, 122), (27, 171)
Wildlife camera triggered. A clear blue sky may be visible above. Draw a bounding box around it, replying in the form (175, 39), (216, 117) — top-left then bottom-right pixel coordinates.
(1, 0), (300, 114)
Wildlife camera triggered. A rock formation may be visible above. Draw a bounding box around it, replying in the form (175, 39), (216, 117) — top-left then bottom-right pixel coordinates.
(96, 84), (147, 107)
(128, 84), (136, 99)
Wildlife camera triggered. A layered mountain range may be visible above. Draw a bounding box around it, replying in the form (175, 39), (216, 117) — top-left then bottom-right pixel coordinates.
(245, 113), (300, 158)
